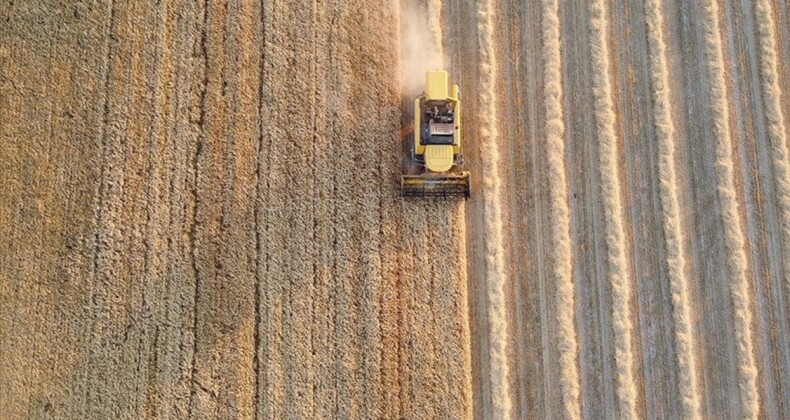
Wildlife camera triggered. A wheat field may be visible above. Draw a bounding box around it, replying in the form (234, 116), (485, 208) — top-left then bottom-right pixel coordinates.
(2, 0), (789, 418)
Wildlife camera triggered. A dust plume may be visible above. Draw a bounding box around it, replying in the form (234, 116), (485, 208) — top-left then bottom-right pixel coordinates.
(400, 2), (448, 95)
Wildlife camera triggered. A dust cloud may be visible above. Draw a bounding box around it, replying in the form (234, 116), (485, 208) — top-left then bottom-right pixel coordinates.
(400, 3), (448, 95)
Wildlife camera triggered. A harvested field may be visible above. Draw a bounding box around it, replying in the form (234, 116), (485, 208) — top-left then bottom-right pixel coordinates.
(2, 0), (790, 419)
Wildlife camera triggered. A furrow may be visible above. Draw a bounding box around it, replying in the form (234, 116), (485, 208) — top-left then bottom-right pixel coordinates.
(588, 1), (636, 418)
(643, 0), (701, 417)
(541, 0), (580, 417)
(699, 0), (760, 417)
(476, 1), (512, 418)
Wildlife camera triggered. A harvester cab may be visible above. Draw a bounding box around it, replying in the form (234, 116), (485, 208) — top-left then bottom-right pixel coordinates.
(401, 70), (471, 199)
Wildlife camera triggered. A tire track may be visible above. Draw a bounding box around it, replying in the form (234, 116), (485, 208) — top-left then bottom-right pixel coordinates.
(308, 2), (335, 418)
(588, 1), (636, 417)
(476, 1), (511, 418)
(220, 0), (261, 413)
(699, 0), (759, 416)
(186, 0), (262, 415)
(257, 1), (293, 416)
(252, 0), (268, 413)
(86, 1), (162, 415)
(189, 0), (228, 414)
(644, 0), (701, 417)
(327, 7), (364, 417)
(541, 0), (580, 417)
(156, 3), (206, 417)
(83, 1), (121, 414)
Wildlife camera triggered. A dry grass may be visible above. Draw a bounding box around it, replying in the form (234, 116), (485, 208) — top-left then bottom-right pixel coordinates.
(475, 1), (512, 418)
(700, 0), (759, 416)
(588, 1), (636, 417)
(644, 0), (701, 417)
(755, 0), (790, 290)
(540, 0), (580, 418)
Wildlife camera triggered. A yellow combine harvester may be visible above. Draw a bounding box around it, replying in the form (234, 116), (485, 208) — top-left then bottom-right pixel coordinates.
(401, 70), (471, 199)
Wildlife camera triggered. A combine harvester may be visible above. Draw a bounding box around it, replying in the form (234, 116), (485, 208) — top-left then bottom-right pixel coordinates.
(401, 70), (471, 199)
